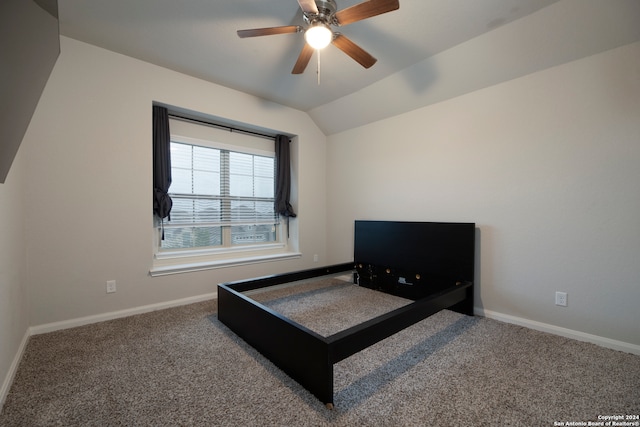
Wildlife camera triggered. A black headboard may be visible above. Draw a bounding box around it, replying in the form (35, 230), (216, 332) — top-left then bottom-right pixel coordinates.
(354, 221), (475, 301)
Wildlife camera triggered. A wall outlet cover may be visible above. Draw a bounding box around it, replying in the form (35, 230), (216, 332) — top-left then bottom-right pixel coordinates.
(555, 291), (567, 307)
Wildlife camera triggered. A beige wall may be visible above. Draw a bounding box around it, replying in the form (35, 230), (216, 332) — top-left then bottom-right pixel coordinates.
(22, 36), (328, 327)
(0, 141), (28, 404)
(326, 41), (640, 346)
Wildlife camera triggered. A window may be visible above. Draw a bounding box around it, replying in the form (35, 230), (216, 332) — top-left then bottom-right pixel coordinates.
(161, 141), (279, 250)
(150, 115), (300, 276)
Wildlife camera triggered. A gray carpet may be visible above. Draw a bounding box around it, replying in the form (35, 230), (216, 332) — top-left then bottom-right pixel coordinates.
(1, 278), (639, 426)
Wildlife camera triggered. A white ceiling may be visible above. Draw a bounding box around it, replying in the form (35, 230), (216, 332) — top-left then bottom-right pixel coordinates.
(58, 0), (640, 135)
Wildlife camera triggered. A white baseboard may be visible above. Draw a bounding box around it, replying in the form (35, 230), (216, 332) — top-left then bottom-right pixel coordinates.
(6, 295), (639, 407)
(476, 308), (640, 356)
(0, 329), (30, 411)
(29, 294), (640, 355)
(3, 297), (638, 411)
(30, 291), (218, 335)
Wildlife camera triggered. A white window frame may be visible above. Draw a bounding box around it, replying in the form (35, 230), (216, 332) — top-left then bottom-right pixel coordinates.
(150, 127), (300, 276)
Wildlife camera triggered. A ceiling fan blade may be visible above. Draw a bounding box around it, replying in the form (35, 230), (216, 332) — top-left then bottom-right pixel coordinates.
(237, 25), (302, 38)
(297, 0), (318, 14)
(335, 0), (399, 26)
(292, 43), (315, 74)
(332, 33), (377, 68)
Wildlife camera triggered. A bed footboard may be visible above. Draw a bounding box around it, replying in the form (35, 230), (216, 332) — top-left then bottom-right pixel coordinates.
(218, 282), (334, 405)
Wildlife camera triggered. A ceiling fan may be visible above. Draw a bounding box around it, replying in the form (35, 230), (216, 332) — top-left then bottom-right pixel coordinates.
(237, 0), (400, 74)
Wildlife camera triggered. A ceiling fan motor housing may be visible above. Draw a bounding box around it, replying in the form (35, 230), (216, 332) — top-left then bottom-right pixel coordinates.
(304, 0), (338, 26)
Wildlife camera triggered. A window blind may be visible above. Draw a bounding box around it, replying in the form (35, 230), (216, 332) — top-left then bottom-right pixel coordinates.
(168, 142), (278, 229)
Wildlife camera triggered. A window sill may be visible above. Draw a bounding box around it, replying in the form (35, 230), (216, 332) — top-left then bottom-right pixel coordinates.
(149, 251), (302, 277)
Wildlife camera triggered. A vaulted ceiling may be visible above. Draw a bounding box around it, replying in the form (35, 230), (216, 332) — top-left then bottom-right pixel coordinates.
(58, 0), (640, 134)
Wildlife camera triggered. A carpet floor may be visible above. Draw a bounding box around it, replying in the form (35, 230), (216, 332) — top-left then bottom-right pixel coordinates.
(1, 278), (638, 426)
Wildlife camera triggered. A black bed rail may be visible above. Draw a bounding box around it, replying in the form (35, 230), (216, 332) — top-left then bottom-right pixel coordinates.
(217, 264), (473, 407)
(221, 262), (355, 293)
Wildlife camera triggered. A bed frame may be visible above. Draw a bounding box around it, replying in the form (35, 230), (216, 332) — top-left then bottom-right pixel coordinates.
(217, 221), (475, 408)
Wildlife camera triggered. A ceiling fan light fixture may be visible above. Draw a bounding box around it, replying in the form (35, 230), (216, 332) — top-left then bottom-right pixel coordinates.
(304, 23), (332, 49)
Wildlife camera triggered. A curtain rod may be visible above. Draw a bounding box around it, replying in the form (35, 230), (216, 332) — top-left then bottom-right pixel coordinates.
(168, 113), (276, 141)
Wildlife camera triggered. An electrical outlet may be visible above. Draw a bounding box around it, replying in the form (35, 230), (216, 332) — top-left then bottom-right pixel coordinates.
(106, 280), (117, 294)
(555, 291), (567, 307)
(313, 254), (318, 262)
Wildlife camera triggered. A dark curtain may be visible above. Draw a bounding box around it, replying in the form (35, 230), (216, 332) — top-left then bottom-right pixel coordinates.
(275, 134), (296, 220)
(152, 106), (172, 221)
